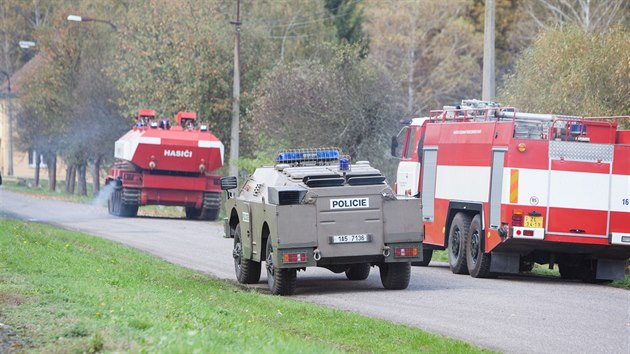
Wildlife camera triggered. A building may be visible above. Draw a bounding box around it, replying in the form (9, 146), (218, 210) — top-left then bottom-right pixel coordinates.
(0, 54), (67, 183)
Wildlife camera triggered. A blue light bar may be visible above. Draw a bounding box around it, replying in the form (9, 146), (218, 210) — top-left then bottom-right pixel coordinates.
(277, 149), (340, 163)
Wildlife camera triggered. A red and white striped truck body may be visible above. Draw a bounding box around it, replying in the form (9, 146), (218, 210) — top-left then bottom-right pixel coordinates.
(396, 102), (630, 280)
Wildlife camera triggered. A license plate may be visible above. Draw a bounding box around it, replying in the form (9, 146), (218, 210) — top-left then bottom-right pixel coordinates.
(524, 216), (542, 228)
(330, 234), (370, 244)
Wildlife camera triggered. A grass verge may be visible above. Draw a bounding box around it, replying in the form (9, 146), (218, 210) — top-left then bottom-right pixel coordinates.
(0, 219), (489, 353)
(2, 179), (187, 218)
(432, 250), (629, 289)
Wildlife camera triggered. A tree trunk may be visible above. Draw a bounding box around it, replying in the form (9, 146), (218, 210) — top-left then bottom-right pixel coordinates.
(77, 163), (87, 196)
(65, 166), (76, 194)
(47, 153), (57, 192)
(91, 155), (101, 196)
(34, 152), (40, 187)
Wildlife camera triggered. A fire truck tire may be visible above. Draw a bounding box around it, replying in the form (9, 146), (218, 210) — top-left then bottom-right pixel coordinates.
(411, 249), (433, 267)
(185, 207), (202, 219)
(466, 214), (493, 278)
(379, 262), (411, 290)
(120, 204), (138, 217)
(448, 212), (471, 275)
(266, 238), (297, 295)
(233, 224), (261, 284)
(345, 263), (371, 280)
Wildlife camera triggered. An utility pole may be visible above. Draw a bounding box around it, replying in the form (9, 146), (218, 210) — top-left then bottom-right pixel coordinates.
(1, 70), (13, 176)
(229, 0), (241, 177)
(482, 0), (495, 101)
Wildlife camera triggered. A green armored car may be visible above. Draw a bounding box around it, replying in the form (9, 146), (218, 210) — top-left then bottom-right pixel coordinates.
(221, 148), (423, 295)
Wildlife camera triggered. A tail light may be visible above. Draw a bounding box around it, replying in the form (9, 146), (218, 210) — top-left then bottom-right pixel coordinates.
(283, 252), (307, 264)
(512, 210), (523, 227)
(394, 247), (419, 258)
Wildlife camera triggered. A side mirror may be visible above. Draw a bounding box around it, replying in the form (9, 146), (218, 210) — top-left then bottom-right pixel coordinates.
(220, 176), (237, 190)
(390, 135), (399, 157)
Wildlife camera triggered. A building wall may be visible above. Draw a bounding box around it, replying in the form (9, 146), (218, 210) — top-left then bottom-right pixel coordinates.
(0, 98), (67, 182)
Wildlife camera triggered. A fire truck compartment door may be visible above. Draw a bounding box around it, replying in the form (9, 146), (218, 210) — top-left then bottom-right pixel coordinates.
(546, 141), (613, 238)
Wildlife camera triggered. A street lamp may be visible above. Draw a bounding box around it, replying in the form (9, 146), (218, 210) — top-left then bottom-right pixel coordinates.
(1, 70), (13, 176)
(67, 14), (117, 30)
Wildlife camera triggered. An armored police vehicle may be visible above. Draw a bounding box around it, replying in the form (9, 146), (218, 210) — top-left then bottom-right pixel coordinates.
(221, 148), (423, 295)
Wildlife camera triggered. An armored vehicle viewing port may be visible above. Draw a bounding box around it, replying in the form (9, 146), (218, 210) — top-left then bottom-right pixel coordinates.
(221, 148), (423, 295)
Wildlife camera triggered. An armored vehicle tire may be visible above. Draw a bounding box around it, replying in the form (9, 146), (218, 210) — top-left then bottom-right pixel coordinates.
(265, 238), (297, 295)
(519, 260), (535, 273)
(559, 263), (581, 280)
(185, 207), (202, 219)
(233, 224), (261, 284)
(200, 208), (220, 221)
(379, 262), (410, 289)
(345, 263), (371, 280)
(411, 249), (433, 266)
(448, 212), (471, 275)
(466, 214), (493, 278)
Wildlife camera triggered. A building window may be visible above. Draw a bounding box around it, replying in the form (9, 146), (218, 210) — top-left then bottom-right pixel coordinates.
(28, 149), (47, 168)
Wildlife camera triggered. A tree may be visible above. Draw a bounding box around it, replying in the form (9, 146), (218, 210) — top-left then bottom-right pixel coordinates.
(250, 43), (403, 177)
(524, 0), (629, 33)
(324, 0), (369, 54)
(364, 0), (483, 115)
(499, 26), (630, 124)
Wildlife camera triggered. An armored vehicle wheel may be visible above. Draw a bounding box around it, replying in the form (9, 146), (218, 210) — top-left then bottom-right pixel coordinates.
(185, 207), (202, 219)
(519, 260), (534, 273)
(379, 262), (411, 289)
(466, 215), (493, 278)
(265, 238), (296, 295)
(200, 207), (220, 221)
(345, 263), (371, 280)
(559, 263), (581, 280)
(411, 249), (433, 266)
(232, 224), (261, 284)
(448, 212), (471, 275)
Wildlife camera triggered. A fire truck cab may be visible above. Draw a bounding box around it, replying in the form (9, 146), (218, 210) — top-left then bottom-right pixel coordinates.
(395, 100), (630, 281)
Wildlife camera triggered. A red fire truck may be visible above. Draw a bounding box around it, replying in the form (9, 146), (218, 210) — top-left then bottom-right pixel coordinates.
(395, 100), (630, 281)
(106, 109), (224, 220)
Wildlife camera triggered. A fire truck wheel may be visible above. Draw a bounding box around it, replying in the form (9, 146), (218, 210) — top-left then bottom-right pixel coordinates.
(345, 263), (371, 280)
(379, 262), (411, 289)
(185, 207), (202, 219)
(266, 238), (297, 295)
(448, 212), (471, 275)
(411, 249), (433, 267)
(108, 188), (118, 216)
(233, 224), (261, 284)
(466, 214), (493, 278)
(120, 204), (138, 217)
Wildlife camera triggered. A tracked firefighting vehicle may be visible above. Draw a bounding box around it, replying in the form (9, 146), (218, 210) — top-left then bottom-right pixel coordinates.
(106, 109), (224, 220)
(394, 99), (630, 281)
(221, 148), (423, 295)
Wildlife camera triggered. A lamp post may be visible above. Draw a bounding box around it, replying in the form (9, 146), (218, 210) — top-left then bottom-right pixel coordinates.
(67, 15), (117, 30)
(1, 70), (13, 176)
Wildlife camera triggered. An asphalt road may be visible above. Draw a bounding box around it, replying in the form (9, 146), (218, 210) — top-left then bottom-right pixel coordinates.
(1, 188), (629, 353)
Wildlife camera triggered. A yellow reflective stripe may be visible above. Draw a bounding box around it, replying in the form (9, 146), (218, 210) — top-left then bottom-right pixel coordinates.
(510, 169), (519, 203)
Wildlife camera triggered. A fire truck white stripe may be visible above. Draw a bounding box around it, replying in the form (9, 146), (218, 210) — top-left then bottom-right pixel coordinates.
(434, 165), (629, 213)
(435, 166), (491, 202)
(198, 140), (225, 164)
(501, 168), (630, 212)
(138, 137), (161, 145)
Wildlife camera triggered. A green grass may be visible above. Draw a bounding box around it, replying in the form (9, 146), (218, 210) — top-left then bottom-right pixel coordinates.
(432, 250), (629, 289)
(3, 179), (189, 218)
(0, 219), (489, 353)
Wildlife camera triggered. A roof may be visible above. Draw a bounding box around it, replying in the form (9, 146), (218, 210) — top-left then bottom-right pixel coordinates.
(0, 53), (48, 97)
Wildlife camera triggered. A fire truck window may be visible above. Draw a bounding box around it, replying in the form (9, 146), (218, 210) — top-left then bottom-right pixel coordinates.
(404, 128), (416, 159)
